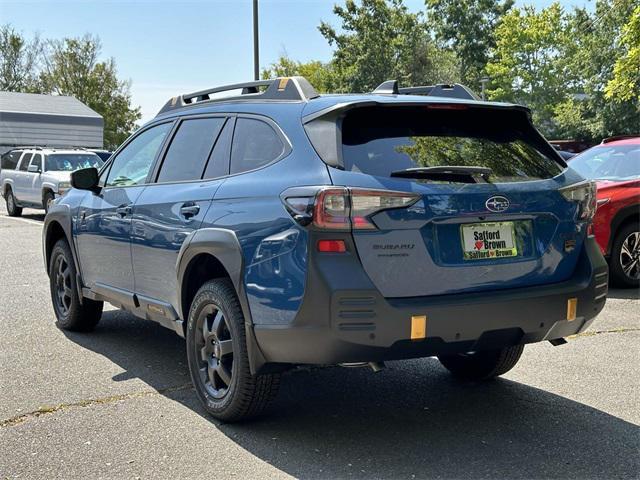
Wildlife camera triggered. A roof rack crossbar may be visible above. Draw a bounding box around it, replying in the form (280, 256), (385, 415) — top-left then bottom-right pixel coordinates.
(372, 81), (480, 101)
(156, 76), (319, 116)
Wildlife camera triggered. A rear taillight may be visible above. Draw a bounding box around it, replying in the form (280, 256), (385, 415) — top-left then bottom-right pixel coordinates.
(291, 187), (418, 230)
(560, 181), (597, 222)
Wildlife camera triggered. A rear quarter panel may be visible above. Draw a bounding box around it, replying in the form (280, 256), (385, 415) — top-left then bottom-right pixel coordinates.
(204, 113), (331, 326)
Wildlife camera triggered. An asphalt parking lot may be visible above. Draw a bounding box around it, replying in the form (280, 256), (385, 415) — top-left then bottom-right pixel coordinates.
(0, 203), (638, 480)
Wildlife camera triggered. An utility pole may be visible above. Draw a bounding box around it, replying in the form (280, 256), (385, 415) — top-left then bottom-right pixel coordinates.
(253, 0), (259, 80)
(480, 77), (489, 101)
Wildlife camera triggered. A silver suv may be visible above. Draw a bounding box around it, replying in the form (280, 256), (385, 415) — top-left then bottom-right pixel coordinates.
(1, 147), (103, 215)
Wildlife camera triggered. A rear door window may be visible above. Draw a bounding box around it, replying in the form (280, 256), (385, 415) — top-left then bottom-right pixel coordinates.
(157, 117), (226, 183)
(230, 118), (285, 174)
(18, 153), (33, 171)
(340, 106), (563, 182)
(203, 118), (234, 179)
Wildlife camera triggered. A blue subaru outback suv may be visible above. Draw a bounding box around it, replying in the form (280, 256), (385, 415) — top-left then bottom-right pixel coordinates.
(43, 77), (608, 421)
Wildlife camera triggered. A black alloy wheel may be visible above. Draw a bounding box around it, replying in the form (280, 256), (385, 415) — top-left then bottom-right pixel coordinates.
(195, 304), (235, 399)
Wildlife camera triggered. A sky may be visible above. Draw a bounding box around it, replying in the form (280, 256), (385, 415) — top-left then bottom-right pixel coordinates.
(2, 0), (594, 123)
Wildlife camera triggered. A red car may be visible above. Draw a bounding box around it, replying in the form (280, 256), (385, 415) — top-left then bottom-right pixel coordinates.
(569, 137), (640, 287)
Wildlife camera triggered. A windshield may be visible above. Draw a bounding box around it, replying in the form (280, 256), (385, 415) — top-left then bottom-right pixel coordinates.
(341, 106), (563, 183)
(46, 154), (103, 172)
(569, 145), (640, 181)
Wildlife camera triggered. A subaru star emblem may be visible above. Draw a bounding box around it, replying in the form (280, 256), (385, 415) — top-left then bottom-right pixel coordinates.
(485, 196), (510, 213)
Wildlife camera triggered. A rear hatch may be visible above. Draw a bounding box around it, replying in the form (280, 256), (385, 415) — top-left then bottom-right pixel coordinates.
(305, 102), (590, 298)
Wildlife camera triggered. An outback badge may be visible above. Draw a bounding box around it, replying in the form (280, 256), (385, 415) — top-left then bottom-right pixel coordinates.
(485, 195), (510, 213)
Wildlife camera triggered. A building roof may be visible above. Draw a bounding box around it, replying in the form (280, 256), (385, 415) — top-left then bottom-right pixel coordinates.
(0, 91), (102, 119)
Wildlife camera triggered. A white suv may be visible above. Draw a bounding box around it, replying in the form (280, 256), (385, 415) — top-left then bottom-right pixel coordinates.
(1, 147), (103, 215)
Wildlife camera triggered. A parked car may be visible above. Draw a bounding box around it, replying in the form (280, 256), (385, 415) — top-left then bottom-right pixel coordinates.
(557, 150), (576, 161)
(42, 77), (608, 421)
(87, 149), (113, 162)
(1, 147), (103, 215)
(568, 137), (640, 287)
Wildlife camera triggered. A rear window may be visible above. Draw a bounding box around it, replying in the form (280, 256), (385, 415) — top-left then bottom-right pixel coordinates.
(1, 151), (21, 170)
(340, 106), (563, 182)
(157, 117), (226, 183)
(230, 118), (284, 175)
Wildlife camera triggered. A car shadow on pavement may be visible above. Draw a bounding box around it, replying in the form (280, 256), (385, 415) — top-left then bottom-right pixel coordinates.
(65, 310), (639, 480)
(607, 287), (640, 300)
(17, 211), (46, 222)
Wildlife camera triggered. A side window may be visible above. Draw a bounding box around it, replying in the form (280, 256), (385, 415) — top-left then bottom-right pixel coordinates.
(157, 117), (225, 183)
(1, 151), (21, 170)
(31, 154), (43, 171)
(19, 153), (33, 171)
(230, 118), (285, 175)
(203, 118), (234, 179)
(106, 123), (172, 187)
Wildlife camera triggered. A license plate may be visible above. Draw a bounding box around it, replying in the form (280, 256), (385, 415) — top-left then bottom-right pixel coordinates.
(461, 221), (518, 260)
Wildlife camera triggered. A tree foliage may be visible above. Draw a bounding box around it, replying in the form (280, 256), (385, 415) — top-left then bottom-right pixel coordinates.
(485, 4), (572, 135)
(318, 0), (459, 92)
(0, 28), (139, 150)
(0, 24), (42, 92)
(553, 0), (639, 141)
(485, 0), (639, 141)
(262, 56), (337, 92)
(605, 6), (640, 103)
(425, 0), (513, 87)
(39, 36), (141, 149)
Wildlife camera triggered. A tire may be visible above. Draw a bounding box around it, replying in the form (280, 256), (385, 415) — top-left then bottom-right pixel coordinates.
(186, 279), (280, 422)
(5, 188), (22, 217)
(438, 344), (524, 381)
(609, 222), (640, 288)
(43, 191), (55, 214)
(49, 239), (103, 331)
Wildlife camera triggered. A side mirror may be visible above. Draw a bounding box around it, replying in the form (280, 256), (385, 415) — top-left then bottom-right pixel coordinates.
(27, 164), (41, 173)
(71, 167), (100, 193)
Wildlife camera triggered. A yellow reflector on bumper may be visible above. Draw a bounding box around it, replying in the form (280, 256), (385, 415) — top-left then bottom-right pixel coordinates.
(411, 315), (427, 340)
(567, 298), (578, 321)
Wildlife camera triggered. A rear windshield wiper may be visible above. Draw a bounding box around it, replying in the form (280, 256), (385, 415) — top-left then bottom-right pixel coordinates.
(390, 166), (492, 183)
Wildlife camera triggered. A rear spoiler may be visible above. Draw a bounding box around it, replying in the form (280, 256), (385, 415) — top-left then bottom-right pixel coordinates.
(302, 101), (560, 170)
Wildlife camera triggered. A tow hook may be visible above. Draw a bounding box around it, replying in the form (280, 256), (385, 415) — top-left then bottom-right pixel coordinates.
(549, 338), (568, 346)
(339, 361), (386, 372)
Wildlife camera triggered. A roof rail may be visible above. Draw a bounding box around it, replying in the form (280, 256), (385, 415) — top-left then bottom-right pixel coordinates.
(601, 134), (639, 144)
(156, 76), (320, 116)
(372, 80), (480, 101)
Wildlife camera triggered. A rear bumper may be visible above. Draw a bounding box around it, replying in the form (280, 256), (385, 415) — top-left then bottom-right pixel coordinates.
(253, 236), (608, 365)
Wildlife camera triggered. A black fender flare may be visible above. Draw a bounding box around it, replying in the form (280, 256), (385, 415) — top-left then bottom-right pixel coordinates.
(43, 203), (85, 303)
(176, 228), (268, 374)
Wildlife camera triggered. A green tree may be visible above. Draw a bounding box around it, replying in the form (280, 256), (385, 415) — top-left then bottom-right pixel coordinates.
(485, 3), (571, 136)
(425, 0), (513, 88)
(605, 6), (640, 103)
(0, 24), (42, 92)
(554, 0), (639, 141)
(261, 55), (337, 92)
(39, 35), (140, 149)
(318, 0), (459, 93)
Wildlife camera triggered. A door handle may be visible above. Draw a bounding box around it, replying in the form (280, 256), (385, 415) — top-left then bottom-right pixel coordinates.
(180, 203), (200, 219)
(116, 205), (132, 217)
